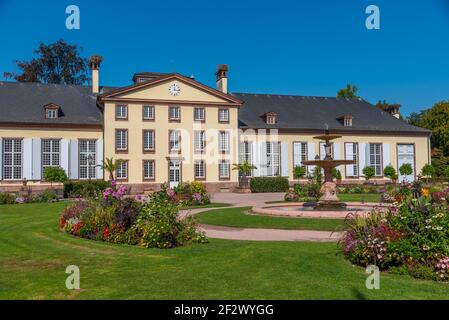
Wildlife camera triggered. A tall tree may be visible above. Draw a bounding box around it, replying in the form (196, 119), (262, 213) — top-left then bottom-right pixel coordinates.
(337, 84), (360, 99)
(4, 39), (89, 85)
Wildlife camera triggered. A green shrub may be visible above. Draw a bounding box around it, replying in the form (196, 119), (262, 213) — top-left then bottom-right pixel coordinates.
(399, 163), (413, 179)
(33, 189), (59, 203)
(249, 177), (289, 193)
(332, 168), (342, 180)
(64, 180), (110, 198)
(421, 164), (435, 179)
(293, 166), (306, 179)
(43, 167), (68, 183)
(384, 165), (397, 182)
(362, 166), (375, 180)
(0, 192), (16, 204)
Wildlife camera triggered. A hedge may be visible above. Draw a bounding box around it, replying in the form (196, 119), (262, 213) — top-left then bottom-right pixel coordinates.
(64, 180), (110, 198)
(249, 177), (289, 193)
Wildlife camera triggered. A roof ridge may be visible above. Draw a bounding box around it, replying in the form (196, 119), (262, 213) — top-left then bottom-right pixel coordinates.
(231, 92), (362, 101)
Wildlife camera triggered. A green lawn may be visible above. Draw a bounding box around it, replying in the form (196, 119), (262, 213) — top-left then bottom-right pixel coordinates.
(179, 202), (231, 210)
(196, 207), (344, 231)
(0, 203), (448, 300)
(266, 193), (381, 204)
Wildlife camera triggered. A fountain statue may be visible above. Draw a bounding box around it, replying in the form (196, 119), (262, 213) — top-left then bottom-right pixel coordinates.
(302, 127), (355, 210)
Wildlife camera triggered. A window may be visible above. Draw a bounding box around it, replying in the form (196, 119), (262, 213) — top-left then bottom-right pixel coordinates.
(116, 129), (128, 152)
(194, 160), (206, 180)
(194, 107), (205, 122)
(266, 116), (276, 124)
(143, 130), (155, 152)
(397, 144), (415, 181)
(79, 140), (97, 180)
(219, 160), (230, 179)
(345, 143), (359, 177)
(143, 105), (155, 120)
(194, 131), (206, 153)
(2, 139), (22, 180)
(115, 105), (128, 120)
(46, 109), (58, 119)
(369, 143), (383, 176)
(169, 130), (181, 152)
(143, 160), (155, 180)
(293, 142), (308, 169)
(218, 108), (229, 123)
(116, 161), (128, 180)
(239, 141), (253, 177)
(219, 131), (230, 153)
(344, 117), (352, 127)
(266, 142), (280, 177)
(169, 106), (180, 121)
(42, 139), (60, 174)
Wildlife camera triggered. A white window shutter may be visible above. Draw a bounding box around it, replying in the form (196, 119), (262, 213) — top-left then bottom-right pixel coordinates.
(359, 143), (367, 176)
(307, 142), (316, 175)
(281, 142), (289, 178)
(252, 141), (260, 177)
(345, 143), (354, 177)
(23, 139), (33, 180)
(61, 139), (70, 177)
(0, 138), (2, 180)
(319, 143), (326, 160)
(382, 143), (390, 173)
(96, 139), (104, 179)
(293, 142), (301, 167)
(334, 143), (340, 160)
(32, 139), (41, 180)
(260, 141), (267, 177)
(69, 139), (79, 180)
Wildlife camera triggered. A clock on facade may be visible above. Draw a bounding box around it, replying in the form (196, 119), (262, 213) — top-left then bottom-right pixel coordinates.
(168, 83), (181, 96)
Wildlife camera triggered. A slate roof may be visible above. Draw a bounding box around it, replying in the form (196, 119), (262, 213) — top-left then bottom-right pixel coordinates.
(232, 93), (430, 134)
(0, 81), (102, 126)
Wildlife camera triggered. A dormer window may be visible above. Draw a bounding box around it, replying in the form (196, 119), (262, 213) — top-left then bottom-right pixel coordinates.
(264, 112), (277, 125)
(44, 104), (60, 119)
(338, 114), (353, 127)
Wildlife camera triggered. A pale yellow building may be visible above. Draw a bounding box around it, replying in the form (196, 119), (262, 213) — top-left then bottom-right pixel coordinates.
(0, 57), (431, 193)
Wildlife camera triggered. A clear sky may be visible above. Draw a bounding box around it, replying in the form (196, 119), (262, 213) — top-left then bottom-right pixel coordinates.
(1, 0), (448, 116)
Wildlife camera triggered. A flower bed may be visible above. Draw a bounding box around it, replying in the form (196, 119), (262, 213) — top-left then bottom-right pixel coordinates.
(341, 182), (449, 281)
(0, 188), (59, 205)
(60, 182), (208, 249)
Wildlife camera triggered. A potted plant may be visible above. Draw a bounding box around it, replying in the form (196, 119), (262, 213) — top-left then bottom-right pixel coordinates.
(399, 163), (413, 182)
(420, 163), (435, 184)
(232, 161), (257, 188)
(362, 166), (375, 184)
(332, 168), (342, 184)
(383, 164), (397, 184)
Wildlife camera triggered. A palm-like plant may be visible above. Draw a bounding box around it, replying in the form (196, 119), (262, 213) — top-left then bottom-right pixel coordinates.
(232, 161), (257, 187)
(98, 157), (123, 181)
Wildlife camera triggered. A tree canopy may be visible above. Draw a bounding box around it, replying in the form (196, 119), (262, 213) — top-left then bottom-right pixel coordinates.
(337, 84), (360, 99)
(4, 39), (89, 85)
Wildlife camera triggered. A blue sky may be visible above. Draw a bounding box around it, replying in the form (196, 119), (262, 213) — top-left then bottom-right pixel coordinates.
(0, 0), (448, 116)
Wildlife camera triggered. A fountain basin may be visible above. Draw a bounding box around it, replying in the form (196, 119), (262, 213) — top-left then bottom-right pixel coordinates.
(252, 202), (391, 219)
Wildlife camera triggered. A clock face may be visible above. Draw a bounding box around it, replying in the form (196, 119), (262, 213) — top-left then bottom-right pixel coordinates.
(168, 83), (181, 96)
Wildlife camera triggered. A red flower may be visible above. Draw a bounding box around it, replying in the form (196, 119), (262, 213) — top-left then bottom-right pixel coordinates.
(103, 226), (109, 240)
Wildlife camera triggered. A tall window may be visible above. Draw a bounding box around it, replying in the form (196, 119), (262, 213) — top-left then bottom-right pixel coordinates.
(143, 160), (155, 180)
(239, 141), (253, 177)
(194, 131), (206, 153)
(79, 140), (97, 180)
(218, 108), (229, 122)
(219, 131), (230, 153)
(116, 161), (128, 180)
(2, 139), (22, 180)
(194, 160), (206, 180)
(266, 142), (280, 177)
(369, 143), (383, 176)
(293, 142), (307, 169)
(345, 143), (359, 177)
(143, 130), (155, 152)
(169, 106), (180, 121)
(116, 129), (128, 152)
(143, 105), (155, 120)
(169, 130), (181, 152)
(115, 105), (128, 120)
(219, 160), (230, 179)
(194, 107), (205, 122)
(42, 139), (60, 174)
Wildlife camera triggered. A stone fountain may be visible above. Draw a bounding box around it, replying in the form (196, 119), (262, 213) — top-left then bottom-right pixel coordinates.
(302, 129), (355, 210)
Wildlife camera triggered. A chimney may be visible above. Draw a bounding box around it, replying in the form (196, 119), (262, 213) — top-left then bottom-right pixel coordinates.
(89, 55), (103, 94)
(216, 64), (228, 94)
